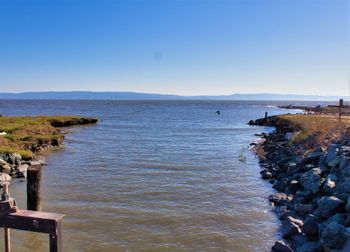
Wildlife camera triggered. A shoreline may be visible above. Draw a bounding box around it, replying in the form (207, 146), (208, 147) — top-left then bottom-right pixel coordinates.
(249, 115), (350, 251)
(0, 116), (98, 185)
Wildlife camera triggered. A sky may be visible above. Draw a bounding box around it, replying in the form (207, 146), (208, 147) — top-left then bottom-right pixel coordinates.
(0, 0), (349, 96)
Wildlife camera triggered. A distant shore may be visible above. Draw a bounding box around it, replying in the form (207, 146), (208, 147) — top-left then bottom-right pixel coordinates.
(249, 114), (350, 251)
(0, 116), (98, 185)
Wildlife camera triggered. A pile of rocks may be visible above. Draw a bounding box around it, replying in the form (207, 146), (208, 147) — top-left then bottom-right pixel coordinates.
(250, 116), (350, 252)
(0, 153), (45, 185)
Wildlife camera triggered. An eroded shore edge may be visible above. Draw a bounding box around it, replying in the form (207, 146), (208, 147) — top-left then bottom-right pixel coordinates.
(249, 115), (350, 252)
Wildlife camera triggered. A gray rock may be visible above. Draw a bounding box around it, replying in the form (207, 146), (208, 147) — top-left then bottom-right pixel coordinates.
(16, 164), (29, 178)
(29, 156), (46, 166)
(273, 178), (289, 192)
(326, 144), (339, 164)
(261, 169), (273, 179)
(346, 197), (350, 213)
(290, 234), (308, 249)
(319, 213), (347, 237)
(339, 156), (350, 177)
(295, 241), (324, 252)
(1, 164), (11, 174)
(269, 193), (293, 206)
(287, 180), (300, 193)
(275, 206), (290, 220)
(295, 204), (314, 215)
(0, 159), (8, 166)
(313, 196), (345, 220)
(287, 163), (301, 175)
(281, 216), (303, 238)
(0, 154), (8, 163)
(321, 222), (350, 249)
(322, 174), (337, 195)
(8, 153), (21, 165)
(272, 240), (293, 252)
(336, 178), (350, 193)
(300, 168), (322, 194)
(303, 214), (321, 238)
(328, 155), (341, 168)
(294, 190), (313, 204)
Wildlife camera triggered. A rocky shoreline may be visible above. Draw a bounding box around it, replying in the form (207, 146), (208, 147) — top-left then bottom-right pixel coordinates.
(0, 116), (98, 186)
(249, 116), (350, 252)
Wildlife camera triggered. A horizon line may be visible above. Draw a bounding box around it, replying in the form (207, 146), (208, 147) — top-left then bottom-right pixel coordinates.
(0, 91), (349, 98)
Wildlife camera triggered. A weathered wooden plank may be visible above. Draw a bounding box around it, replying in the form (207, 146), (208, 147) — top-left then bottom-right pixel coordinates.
(0, 210), (64, 234)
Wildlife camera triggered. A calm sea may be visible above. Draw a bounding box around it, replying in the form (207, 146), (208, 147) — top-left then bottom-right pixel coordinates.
(0, 100), (301, 252)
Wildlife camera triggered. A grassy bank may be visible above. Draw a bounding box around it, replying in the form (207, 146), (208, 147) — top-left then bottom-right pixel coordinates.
(277, 114), (350, 155)
(0, 116), (98, 159)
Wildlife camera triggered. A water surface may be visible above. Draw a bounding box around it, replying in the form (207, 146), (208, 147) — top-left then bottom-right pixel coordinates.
(0, 100), (299, 251)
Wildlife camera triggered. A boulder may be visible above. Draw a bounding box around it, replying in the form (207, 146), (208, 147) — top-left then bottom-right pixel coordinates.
(29, 156), (46, 166)
(321, 222), (350, 249)
(287, 180), (300, 193)
(319, 213), (347, 237)
(326, 144), (339, 164)
(0, 159), (8, 166)
(261, 169), (273, 179)
(269, 193), (293, 207)
(339, 156), (350, 177)
(327, 155), (341, 168)
(281, 216), (303, 238)
(275, 206), (290, 220)
(290, 234), (308, 249)
(345, 197), (350, 213)
(295, 241), (324, 252)
(1, 164), (11, 174)
(338, 146), (350, 156)
(336, 178), (350, 193)
(273, 178), (289, 192)
(302, 214), (321, 238)
(294, 190), (314, 204)
(313, 196), (345, 220)
(287, 162), (301, 175)
(272, 240), (293, 252)
(16, 164), (29, 178)
(322, 174), (337, 195)
(295, 204), (314, 215)
(8, 153), (21, 165)
(300, 168), (322, 194)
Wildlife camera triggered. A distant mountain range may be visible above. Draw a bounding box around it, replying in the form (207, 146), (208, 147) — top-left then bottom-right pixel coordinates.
(0, 91), (348, 101)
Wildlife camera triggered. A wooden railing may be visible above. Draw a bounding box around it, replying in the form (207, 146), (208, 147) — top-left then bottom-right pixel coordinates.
(0, 168), (64, 252)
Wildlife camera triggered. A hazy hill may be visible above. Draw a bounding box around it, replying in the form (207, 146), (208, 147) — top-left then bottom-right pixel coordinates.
(0, 91), (347, 101)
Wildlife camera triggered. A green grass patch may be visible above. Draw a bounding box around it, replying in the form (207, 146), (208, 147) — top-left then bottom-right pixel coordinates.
(0, 115), (97, 159)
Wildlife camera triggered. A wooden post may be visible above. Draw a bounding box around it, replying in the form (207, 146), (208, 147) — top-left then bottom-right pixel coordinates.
(339, 99), (344, 122)
(27, 165), (42, 211)
(0, 177), (64, 252)
(2, 183), (11, 252)
(4, 227), (10, 252)
(49, 218), (63, 252)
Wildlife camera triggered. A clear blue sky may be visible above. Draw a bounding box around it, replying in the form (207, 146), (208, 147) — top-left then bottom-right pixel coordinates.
(0, 0), (349, 96)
